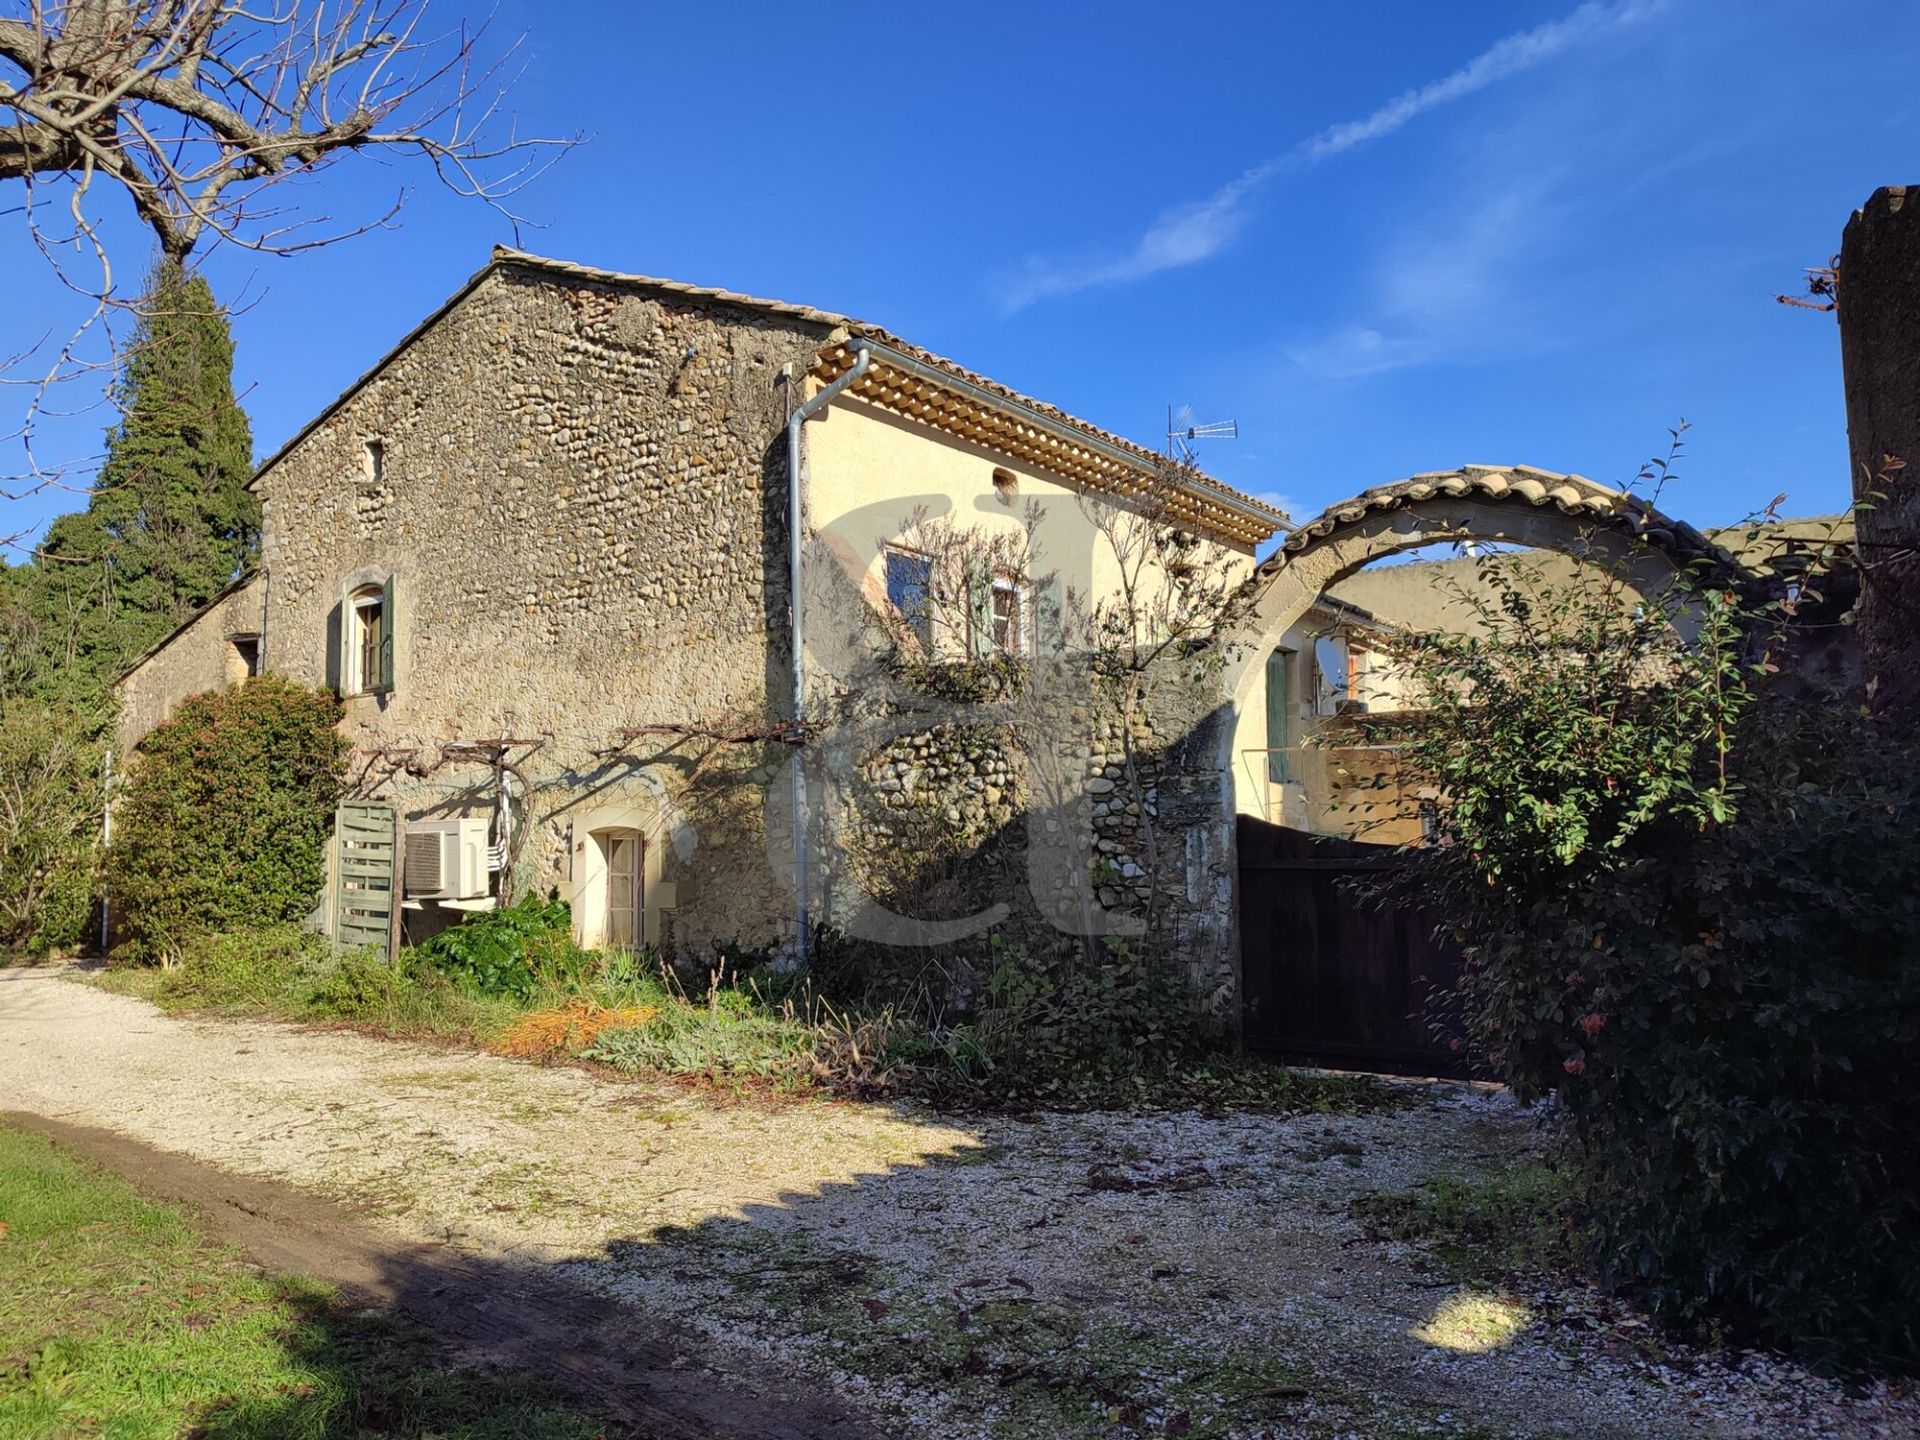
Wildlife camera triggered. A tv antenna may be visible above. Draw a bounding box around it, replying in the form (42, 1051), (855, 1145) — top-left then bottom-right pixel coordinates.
(1166, 404), (1237, 466)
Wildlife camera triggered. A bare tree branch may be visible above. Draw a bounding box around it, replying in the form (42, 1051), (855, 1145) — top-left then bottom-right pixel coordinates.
(1, 0), (577, 511)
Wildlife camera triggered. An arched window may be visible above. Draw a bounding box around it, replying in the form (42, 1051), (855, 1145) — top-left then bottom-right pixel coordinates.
(345, 580), (393, 695)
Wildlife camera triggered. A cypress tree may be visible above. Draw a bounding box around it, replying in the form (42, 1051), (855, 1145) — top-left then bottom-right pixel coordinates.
(20, 260), (256, 698)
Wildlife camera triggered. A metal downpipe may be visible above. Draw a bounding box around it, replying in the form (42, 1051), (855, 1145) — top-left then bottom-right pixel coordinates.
(784, 343), (872, 965)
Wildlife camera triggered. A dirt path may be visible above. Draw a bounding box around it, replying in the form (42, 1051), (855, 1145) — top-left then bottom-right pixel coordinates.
(2, 965), (1912, 1440)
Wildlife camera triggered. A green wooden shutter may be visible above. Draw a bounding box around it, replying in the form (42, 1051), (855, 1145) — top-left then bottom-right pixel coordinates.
(377, 573), (396, 692)
(332, 801), (397, 955)
(1265, 648), (1291, 783)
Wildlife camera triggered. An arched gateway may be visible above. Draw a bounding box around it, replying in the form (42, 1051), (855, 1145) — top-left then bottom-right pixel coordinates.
(1207, 465), (1743, 1069)
(1226, 463), (1734, 709)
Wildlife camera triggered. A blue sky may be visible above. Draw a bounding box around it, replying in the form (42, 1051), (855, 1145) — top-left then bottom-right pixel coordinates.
(6, 0), (1917, 551)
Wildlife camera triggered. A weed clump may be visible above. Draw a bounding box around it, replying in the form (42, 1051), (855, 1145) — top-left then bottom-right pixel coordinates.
(495, 1001), (660, 1062)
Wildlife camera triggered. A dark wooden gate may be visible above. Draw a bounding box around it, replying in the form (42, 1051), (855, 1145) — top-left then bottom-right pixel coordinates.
(1237, 815), (1470, 1077)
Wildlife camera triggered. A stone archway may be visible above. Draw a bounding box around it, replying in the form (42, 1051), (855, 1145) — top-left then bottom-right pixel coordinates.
(1206, 465), (1744, 1036)
(1224, 464), (1735, 719)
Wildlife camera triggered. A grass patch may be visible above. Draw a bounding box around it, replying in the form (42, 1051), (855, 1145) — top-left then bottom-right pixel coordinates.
(0, 1124), (611, 1439)
(1350, 1162), (1577, 1281)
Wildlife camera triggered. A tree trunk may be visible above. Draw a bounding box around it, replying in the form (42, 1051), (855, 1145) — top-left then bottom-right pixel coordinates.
(1838, 184), (1920, 731)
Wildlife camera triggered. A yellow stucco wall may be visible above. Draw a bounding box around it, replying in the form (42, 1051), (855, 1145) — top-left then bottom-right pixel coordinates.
(803, 397), (1256, 640)
(804, 399), (1398, 833)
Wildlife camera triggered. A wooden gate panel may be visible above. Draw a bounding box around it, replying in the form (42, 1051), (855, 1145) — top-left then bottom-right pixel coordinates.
(1238, 816), (1469, 1077)
(332, 802), (397, 954)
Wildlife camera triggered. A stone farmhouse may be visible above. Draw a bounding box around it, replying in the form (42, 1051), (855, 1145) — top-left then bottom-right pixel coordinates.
(116, 247), (1389, 975)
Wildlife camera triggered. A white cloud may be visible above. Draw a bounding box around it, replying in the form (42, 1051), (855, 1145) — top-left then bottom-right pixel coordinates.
(1285, 174), (1564, 380)
(1296, 1), (1657, 163)
(1284, 325), (1443, 381)
(994, 1), (1657, 311)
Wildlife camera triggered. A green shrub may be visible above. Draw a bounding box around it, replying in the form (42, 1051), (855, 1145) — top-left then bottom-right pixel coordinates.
(155, 925), (320, 1011)
(0, 697), (105, 955)
(1541, 719), (1919, 1369)
(1381, 509), (1920, 1370)
(411, 894), (586, 999)
(106, 677), (345, 965)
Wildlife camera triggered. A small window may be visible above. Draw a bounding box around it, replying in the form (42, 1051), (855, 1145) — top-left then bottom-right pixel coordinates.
(884, 548), (933, 650)
(1313, 635), (1350, 715)
(228, 633), (260, 680)
(989, 573), (1031, 656)
(363, 438), (385, 486)
(991, 467), (1018, 506)
(346, 584), (390, 695)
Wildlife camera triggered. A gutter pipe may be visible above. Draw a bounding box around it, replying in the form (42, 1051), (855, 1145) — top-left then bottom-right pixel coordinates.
(784, 341), (872, 965)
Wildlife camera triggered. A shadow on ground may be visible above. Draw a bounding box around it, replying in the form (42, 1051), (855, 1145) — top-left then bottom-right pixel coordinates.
(3, 1109), (894, 1440)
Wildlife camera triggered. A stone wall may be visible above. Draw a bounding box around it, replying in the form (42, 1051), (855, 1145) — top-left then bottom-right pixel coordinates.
(246, 261), (834, 950)
(826, 669), (1239, 1019)
(117, 577), (266, 753)
(1839, 185), (1920, 730)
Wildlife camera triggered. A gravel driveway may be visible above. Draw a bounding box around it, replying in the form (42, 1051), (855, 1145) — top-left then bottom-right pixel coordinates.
(1, 964), (1910, 1440)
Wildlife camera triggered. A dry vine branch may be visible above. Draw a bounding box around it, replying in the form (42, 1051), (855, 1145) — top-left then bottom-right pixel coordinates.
(593, 720), (807, 787)
(0, 0), (576, 516)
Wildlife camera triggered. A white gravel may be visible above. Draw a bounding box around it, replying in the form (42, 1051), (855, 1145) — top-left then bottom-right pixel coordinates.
(2, 964), (1911, 1440)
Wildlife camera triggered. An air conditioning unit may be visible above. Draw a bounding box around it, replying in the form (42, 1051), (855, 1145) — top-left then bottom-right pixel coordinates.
(404, 818), (491, 901)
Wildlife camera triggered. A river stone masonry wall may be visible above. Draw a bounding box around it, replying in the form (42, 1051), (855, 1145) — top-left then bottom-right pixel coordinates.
(245, 262), (833, 949)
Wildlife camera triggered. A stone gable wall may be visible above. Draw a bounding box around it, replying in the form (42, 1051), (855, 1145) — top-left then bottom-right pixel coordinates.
(249, 264), (832, 949)
(117, 578), (267, 752)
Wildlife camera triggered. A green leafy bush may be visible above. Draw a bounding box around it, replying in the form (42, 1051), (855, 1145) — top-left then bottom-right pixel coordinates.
(106, 677), (345, 965)
(1536, 716), (1919, 1369)
(411, 894), (587, 1000)
(154, 925), (321, 1011)
(1381, 506), (1920, 1370)
(0, 697), (104, 954)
